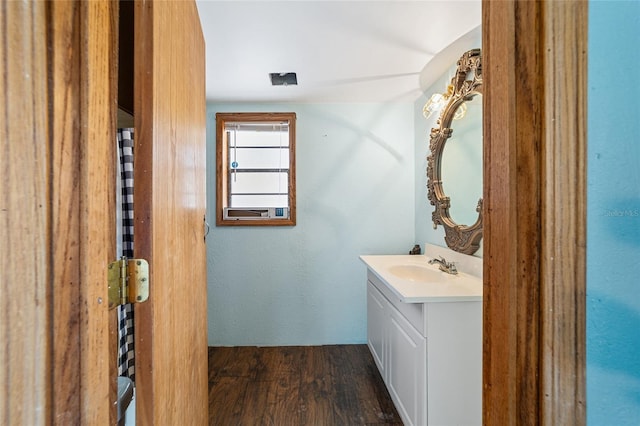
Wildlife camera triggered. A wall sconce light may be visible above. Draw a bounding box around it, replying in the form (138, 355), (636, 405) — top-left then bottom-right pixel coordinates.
(422, 93), (446, 119)
(422, 84), (467, 121)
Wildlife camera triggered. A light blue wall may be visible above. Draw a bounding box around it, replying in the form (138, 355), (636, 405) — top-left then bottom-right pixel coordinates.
(587, 1), (640, 424)
(207, 103), (416, 346)
(415, 72), (450, 249)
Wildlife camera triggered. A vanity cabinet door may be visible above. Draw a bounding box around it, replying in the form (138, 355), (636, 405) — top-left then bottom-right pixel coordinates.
(427, 301), (482, 425)
(388, 304), (427, 426)
(367, 281), (387, 374)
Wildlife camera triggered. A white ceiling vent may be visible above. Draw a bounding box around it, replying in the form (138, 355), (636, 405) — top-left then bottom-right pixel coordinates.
(269, 72), (298, 86)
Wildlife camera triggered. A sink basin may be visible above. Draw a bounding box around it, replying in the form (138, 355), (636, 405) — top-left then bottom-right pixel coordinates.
(388, 264), (443, 282)
(360, 254), (482, 302)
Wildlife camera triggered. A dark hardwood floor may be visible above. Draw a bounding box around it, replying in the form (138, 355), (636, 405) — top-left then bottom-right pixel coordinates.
(208, 344), (402, 425)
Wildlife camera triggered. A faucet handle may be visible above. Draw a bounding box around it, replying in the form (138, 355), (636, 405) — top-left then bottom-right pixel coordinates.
(428, 256), (458, 274)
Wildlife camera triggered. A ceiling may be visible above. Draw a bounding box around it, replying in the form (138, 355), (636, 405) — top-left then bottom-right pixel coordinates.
(195, 1), (481, 103)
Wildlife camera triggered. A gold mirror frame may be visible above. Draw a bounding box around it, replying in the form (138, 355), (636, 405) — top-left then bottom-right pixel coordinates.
(426, 48), (483, 255)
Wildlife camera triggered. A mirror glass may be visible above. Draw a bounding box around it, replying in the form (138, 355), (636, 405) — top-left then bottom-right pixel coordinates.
(441, 95), (482, 225)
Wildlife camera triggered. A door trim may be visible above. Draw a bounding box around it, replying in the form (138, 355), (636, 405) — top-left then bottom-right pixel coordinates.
(3, 1), (118, 423)
(482, 1), (587, 423)
(1, 2), (50, 423)
(49, 1), (118, 423)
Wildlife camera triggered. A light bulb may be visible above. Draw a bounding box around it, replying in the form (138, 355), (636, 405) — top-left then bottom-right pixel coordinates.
(453, 103), (467, 120)
(423, 93), (445, 119)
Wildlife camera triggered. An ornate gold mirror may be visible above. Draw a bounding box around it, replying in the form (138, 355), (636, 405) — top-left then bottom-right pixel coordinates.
(426, 49), (482, 255)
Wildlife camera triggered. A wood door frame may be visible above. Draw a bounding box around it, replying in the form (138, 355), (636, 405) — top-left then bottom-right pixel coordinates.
(1, 1), (117, 424)
(1, 2), (51, 424)
(49, 1), (119, 423)
(482, 1), (587, 424)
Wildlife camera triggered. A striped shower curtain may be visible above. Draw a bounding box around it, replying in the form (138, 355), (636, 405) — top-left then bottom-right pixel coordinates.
(117, 128), (135, 380)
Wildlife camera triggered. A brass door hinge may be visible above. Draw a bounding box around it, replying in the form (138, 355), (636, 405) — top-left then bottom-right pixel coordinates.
(107, 257), (150, 309)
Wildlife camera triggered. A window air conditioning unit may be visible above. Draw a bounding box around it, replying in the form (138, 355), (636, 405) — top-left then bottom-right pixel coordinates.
(223, 207), (289, 221)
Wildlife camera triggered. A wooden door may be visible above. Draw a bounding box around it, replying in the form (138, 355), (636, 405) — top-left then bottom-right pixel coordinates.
(133, 1), (209, 424)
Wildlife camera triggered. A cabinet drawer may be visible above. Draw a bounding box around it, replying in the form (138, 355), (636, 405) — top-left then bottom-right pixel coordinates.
(367, 272), (425, 336)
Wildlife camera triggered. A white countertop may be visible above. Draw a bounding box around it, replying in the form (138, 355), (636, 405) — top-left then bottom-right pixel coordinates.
(360, 254), (483, 303)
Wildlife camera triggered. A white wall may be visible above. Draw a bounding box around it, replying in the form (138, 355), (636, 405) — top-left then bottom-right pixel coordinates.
(207, 102), (415, 346)
(415, 73), (449, 250)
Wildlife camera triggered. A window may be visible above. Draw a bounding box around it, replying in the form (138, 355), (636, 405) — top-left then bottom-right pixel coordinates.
(216, 112), (296, 226)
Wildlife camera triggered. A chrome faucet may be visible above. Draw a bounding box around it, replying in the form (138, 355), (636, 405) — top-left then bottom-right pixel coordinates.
(428, 256), (458, 275)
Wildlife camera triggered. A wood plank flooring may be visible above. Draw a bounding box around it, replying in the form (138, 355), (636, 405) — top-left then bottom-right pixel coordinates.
(208, 345), (402, 425)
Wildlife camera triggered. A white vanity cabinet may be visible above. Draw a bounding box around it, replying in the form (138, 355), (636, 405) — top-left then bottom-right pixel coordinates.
(366, 270), (482, 426)
(366, 278), (387, 373)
